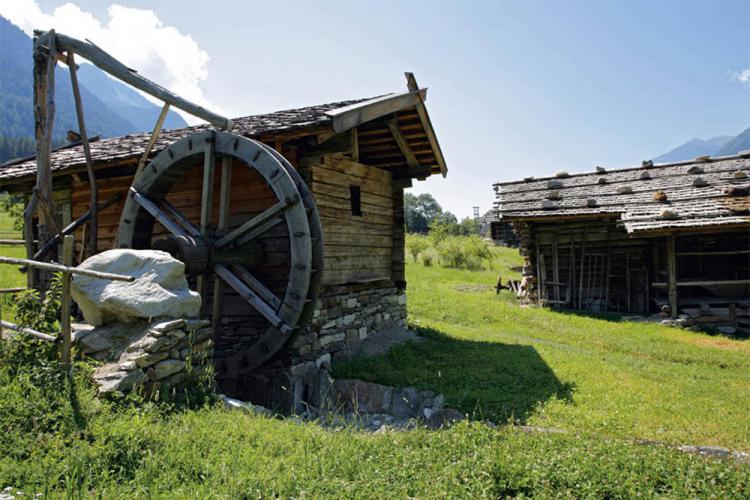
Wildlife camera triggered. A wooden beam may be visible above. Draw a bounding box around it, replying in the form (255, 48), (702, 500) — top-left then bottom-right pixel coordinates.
(52, 32), (233, 130)
(0, 256), (134, 281)
(67, 51), (98, 256)
(129, 187), (187, 238)
(388, 117), (419, 169)
(325, 89), (426, 133)
(666, 235), (678, 318)
(212, 157), (233, 337)
(404, 72), (447, 177)
(29, 30), (57, 287)
(134, 103), (170, 181)
(0, 320), (57, 343)
(60, 235), (73, 367)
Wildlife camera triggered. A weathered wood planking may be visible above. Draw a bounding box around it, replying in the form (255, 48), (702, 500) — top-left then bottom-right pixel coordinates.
(310, 156), (394, 285)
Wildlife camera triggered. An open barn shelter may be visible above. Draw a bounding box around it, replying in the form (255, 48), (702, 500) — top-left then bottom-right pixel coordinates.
(494, 154), (750, 335)
(0, 73), (448, 398)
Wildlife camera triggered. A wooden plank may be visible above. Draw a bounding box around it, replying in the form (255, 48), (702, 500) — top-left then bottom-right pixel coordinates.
(404, 72), (447, 177)
(325, 89), (426, 133)
(666, 235), (678, 318)
(54, 32), (232, 129)
(60, 235), (73, 367)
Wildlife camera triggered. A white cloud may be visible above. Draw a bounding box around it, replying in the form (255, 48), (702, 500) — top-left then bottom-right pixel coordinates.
(732, 68), (750, 87)
(0, 0), (219, 123)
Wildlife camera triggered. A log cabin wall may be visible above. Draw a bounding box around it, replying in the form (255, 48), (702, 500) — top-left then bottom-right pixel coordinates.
(514, 217), (652, 314)
(513, 219), (749, 334)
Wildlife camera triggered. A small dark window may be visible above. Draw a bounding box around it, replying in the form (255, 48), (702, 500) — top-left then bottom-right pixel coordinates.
(349, 185), (362, 216)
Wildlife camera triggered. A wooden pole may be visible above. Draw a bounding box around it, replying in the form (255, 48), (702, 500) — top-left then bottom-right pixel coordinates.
(29, 30), (58, 288)
(134, 103), (171, 181)
(666, 235), (678, 319)
(52, 33), (233, 130)
(0, 256), (134, 282)
(0, 320), (57, 343)
(67, 51), (98, 257)
(60, 235), (73, 367)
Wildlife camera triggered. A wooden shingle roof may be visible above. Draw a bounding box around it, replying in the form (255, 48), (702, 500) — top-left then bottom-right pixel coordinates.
(494, 154), (750, 235)
(0, 86), (448, 187)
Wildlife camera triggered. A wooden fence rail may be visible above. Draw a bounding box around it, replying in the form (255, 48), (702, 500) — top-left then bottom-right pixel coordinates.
(0, 235), (134, 367)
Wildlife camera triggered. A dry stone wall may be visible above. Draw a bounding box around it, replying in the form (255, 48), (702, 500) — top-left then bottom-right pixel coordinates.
(73, 318), (213, 395)
(290, 280), (407, 364)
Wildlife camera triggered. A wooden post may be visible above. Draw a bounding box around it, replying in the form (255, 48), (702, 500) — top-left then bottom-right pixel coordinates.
(67, 51), (98, 257)
(552, 237), (560, 305)
(666, 235), (678, 319)
(29, 30), (58, 288)
(60, 235), (74, 367)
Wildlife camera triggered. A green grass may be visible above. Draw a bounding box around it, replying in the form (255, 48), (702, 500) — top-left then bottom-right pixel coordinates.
(337, 246), (750, 451)
(0, 240), (748, 496)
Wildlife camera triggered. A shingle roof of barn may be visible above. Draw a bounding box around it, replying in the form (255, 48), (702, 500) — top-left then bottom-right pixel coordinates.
(0, 97), (371, 183)
(494, 153), (750, 234)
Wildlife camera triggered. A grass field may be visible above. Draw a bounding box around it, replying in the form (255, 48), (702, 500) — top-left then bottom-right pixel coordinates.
(337, 246), (750, 451)
(0, 243), (748, 496)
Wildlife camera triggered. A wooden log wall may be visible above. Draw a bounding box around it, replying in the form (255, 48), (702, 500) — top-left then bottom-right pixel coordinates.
(308, 154), (395, 286)
(514, 218), (651, 313)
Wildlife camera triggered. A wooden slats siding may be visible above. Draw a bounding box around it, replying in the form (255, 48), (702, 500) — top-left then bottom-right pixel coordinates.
(310, 156), (394, 285)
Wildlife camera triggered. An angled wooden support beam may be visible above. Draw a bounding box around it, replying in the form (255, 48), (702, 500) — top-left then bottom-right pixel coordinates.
(51, 32), (233, 130)
(134, 103), (171, 181)
(388, 118), (420, 169)
(67, 51), (98, 256)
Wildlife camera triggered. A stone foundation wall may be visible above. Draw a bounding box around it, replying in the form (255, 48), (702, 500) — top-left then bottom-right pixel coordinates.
(73, 318), (213, 395)
(289, 280), (407, 365)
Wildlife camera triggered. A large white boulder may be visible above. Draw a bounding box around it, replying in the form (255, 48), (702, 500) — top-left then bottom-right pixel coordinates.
(71, 249), (201, 326)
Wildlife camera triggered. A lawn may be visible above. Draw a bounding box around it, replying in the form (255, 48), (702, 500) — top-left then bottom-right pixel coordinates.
(337, 246), (750, 451)
(0, 243), (748, 497)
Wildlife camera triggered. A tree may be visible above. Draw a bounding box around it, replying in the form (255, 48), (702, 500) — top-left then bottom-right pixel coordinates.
(404, 193), (443, 233)
(458, 217), (481, 236)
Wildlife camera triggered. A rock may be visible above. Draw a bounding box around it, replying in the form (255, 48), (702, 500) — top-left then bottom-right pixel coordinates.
(94, 366), (146, 393)
(639, 171), (651, 180)
(316, 353), (331, 370)
(597, 177), (608, 184)
(392, 386), (421, 418)
(150, 319), (186, 333)
(595, 166), (606, 174)
(547, 179), (564, 189)
(126, 334), (176, 354)
(119, 349), (168, 368)
(185, 319), (211, 331)
(717, 326), (737, 335)
(75, 321), (148, 359)
(152, 359), (185, 380)
(692, 176), (708, 187)
(616, 185), (633, 194)
(425, 408), (465, 429)
(71, 249), (201, 326)
(331, 379), (393, 414)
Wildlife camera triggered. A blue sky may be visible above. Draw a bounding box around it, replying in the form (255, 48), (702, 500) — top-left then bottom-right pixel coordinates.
(9, 0), (750, 217)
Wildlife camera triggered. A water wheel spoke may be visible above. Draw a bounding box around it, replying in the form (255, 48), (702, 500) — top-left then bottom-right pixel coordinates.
(160, 199), (201, 237)
(214, 195), (298, 249)
(129, 187), (188, 238)
(197, 139), (216, 314)
(212, 157), (233, 335)
(230, 264), (282, 310)
(214, 264), (292, 335)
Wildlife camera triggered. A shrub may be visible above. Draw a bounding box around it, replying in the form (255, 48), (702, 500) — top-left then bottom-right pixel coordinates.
(405, 233), (430, 263)
(436, 236), (492, 270)
(421, 249), (436, 267)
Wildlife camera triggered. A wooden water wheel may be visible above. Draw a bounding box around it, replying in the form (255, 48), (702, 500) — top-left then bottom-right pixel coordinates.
(116, 130), (323, 377)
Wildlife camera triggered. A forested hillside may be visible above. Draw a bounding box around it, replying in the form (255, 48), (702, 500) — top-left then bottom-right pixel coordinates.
(0, 16), (187, 163)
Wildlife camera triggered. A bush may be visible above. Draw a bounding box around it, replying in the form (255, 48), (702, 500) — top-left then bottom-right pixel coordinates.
(436, 236), (492, 270)
(405, 233), (429, 263)
(421, 249), (436, 267)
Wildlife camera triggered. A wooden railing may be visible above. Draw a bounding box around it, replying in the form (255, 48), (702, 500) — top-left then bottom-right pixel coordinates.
(0, 235), (134, 367)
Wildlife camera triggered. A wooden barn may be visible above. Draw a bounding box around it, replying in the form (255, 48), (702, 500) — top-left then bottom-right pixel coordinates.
(494, 154), (750, 335)
(0, 73), (448, 396)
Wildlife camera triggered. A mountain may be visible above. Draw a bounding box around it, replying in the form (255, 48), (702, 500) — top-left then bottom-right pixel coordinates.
(76, 64), (187, 132)
(652, 136), (732, 163)
(716, 127), (750, 156)
(0, 16), (187, 161)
